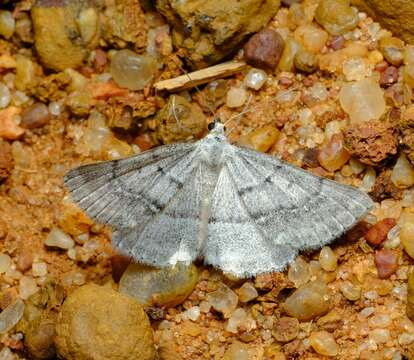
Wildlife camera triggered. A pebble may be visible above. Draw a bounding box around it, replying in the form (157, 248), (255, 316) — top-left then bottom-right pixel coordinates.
(237, 282), (258, 302)
(244, 68), (267, 90)
(0, 348), (15, 360)
(207, 285), (239, 318)
(110, 49), (157, 91)
(401, 218), (414, 259)
(368, 314), (391, 328)
(226, 87), (248, 108)
(272, 317), (299, 342)
(182, 306), (200, 322)
(0, 106), (24, 140)
(31, 262), (47, 277)
(340, 280), (361, 301)
(319, 246), (337, 272)
(20, 103), (50, 129)
(391, 154), (414, 189)
(309, 330), (339, 357)
(55, 284), (155, 360)
(317, 134), (350, 172)
(19, 276), (38, 300)
(314, 0), (359, 35)
(238, 125), (280, 153)
(0, 11), (15, 39)
(288, 257), (310, 287)
(223, 341), (251, 360)
(379, 37), (404, 66)
(119, 262), (198, 308)
(278, 37), (301, 72)
(0, 84), (10, 109)
(44, 228), (75, 250)
(380, 66), (399, 86)
(365, 218), (396, 246)
(375, 249), (399, 279)
(398, 333), (414, 346)
(225, 308), (256, 333)
(244, 29), (285, 70)
(0, 299), (24, 334)
(339, 78), (385, 124)
(283, 280), (330, 321)
(294, 49), (318, 73)
(0, 253), (11, 274)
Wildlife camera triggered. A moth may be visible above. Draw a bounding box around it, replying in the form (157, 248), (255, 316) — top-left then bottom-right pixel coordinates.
(64, 120), (373, 277)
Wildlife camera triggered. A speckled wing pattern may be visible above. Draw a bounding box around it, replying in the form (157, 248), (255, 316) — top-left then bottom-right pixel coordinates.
(64, 141), (373, 278)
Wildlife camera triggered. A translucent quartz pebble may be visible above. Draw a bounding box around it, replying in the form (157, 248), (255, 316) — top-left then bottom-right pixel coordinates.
(119, 262), (198, 308)
(45, 228), (75, 249)
(0, 299), (24, 334)
(207, 285), (238, 318)
(309, 331), (339, 357)
(244, 68), (267, 90)
(111, 49), (157, 91)
(339, 78), (385, 124)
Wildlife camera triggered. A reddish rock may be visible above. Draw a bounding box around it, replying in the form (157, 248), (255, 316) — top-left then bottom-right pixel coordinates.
(16, 248), (34, 273)
(365, 218), (397, 246)
(302, 148), (320, 168)
(244, 29), (285, 70)
(0, 107), (24, 140)
(375, 249), (398, 279)
(0, 140), (13, 181)
(369, 170), (402, 202)
(21, 103), (50, 129)
(327, 35), (345, 50)
(379, 66), (399, 87)
(343, 121), (398, 166)
(375, 61), (389, 72)
(317, 133), (350, 172)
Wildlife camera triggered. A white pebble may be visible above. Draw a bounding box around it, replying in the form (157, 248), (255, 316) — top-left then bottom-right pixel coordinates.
(18, 276), (38, 300)
(32, 262), (47, 277)
(368, 314), (391, 328)
(364, 290), (378, 300)
(360, 307), (375, 317)
(183, 306), (200, 322)
(0, 253), (11, 274)
(0, 299), (24, 334)
(45, 228), (75, 249)
(226, 87), (248, 108)
(0, 347), (15, 360)
(244, 68), (267, 90)
(48, 101), (64, 116)
(0, 84), (11, 109)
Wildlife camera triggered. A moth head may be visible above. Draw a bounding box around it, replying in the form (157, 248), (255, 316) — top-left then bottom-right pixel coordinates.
(207, 118), (226, 133)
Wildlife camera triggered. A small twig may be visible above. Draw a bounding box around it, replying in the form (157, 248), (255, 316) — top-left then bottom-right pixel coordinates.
(154, 61), (247, 92)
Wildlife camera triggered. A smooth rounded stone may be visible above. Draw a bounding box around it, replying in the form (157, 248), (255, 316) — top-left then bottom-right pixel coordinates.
(32, 262), (47, 277)
(294, 24), (328, 54)
(0, 299), (25, 334)
(21, 103), (51, 129)
(244, 29), (285, 70)
(272, 317), (299, 342)
(278, 37), (301, 72)
(237, 125), (280, 153)
(119, 262), (198, 308)
(317, 134), (350, 172)
(283, 280), (330, 321)
(315, 0), (359, 35)
(244, 69), (267, 90)
(0, 84), (11, 109)
(368, 314), (391, 328)
(339, 78), (386, 124)
(401, 216), (414, 260)
(365, 218), (396, 246)
(226, 87), (248, 108)
(110, 49), (157, 91)
(340, 280), (361, 301)
(374, 249), (398, 279)
(294, 49), (318, 73)
(237, 282), (258, 302)
(0, 254), (11, 274)
(309, 331), (339, 357)
(182, 306), (200, 322)
(225, 308), (256, 333)
(288, 257), (310, 288)
(391, 154), (414, 189)
(378, 37), (404, 66)
(0, 11), (15, 39)
(19, 276), (39, 300)
(55, 284), (155, 360)
(319, 246), (337, 272)
(206, 285), (239, 318)
(399, 333), (414, 346)
(44, 228), (75, 250)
